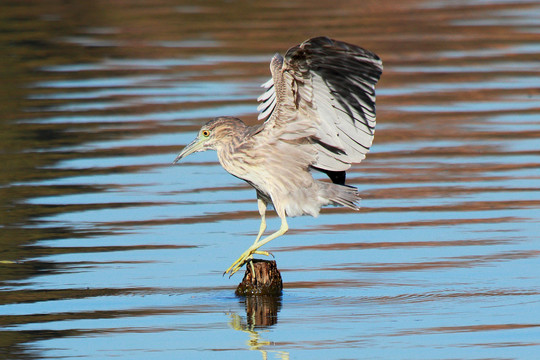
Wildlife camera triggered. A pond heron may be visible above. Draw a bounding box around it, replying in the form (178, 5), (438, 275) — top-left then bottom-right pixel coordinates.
(174, 37), (383, 276)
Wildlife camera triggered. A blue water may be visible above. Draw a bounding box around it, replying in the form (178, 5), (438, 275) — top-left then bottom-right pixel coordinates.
(1, 0), (539, 359)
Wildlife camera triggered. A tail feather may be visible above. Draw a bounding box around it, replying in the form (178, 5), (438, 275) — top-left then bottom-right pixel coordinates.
(319, 181), (361, 210)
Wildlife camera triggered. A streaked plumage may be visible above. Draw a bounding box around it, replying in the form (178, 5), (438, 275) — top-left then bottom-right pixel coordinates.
(174, 37), (383, 276)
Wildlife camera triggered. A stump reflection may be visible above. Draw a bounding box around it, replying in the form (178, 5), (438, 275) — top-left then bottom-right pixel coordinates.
(228, 293), (286, 359)
(244, 294), (282, 327)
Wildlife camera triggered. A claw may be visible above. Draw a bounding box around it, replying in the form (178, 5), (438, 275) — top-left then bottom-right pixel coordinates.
(224, 251), (252, 277)
(224, 248), (273, 277)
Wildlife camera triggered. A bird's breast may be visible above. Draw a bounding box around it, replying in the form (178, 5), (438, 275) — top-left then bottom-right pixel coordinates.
(217, 144), (255, 180)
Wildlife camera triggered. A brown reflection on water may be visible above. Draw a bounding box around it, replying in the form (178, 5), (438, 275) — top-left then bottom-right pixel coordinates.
(393, 323), (540, 337)
(292, 215), (526, 233)
(323, 250), (540, 273)
(284, 239), (512, 252)
(1, 0), (540, 358)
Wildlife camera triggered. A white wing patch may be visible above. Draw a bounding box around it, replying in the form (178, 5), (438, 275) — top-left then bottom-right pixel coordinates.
(257, 78), (277, 121)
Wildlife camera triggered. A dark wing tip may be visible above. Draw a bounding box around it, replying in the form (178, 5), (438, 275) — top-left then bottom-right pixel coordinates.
(288, 36), (383, 121)
(291, 36), (383, 72)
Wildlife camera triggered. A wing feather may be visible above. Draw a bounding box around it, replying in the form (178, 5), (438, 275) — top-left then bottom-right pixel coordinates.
(256, 78), (277, 120)
(256, 36), (383, 172)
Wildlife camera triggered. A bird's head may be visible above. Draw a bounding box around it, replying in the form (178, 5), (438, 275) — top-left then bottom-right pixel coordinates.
(173, 117), (246, 163)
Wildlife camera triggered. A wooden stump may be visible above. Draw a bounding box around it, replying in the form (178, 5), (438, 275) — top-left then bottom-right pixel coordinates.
(235, 259), (283, 297)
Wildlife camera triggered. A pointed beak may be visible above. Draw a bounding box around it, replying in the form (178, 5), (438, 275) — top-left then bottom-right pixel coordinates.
(173, 137), (205, 164)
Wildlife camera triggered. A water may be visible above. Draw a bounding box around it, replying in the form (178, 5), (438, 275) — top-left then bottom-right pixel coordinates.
(1, 0), (539, 359)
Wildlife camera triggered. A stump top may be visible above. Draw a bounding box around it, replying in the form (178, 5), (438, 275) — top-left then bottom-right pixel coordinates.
(235, 259), (283, 296)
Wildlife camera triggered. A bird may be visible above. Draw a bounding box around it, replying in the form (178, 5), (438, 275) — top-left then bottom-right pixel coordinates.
(173, 36), (383, 276)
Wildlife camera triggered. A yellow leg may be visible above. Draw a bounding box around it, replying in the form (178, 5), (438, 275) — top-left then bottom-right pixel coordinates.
(224, 199), (268, 277)
(225, 214), (288, 277)
(249, 200), (268, 279)
(249, 199), (271, 270)
(254, 198), (267, 244)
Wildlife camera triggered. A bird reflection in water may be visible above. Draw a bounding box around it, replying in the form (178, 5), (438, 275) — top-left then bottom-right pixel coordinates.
(228, 295), (288, 359)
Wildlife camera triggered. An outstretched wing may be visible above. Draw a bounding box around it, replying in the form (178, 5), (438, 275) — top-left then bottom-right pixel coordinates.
(257, 36), (383, 172)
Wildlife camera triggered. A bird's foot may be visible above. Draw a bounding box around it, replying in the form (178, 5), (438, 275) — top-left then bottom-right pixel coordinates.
(224, 248), (272, 277)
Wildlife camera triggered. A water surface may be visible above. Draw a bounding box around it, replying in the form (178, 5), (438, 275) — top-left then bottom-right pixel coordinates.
(1, 0), (539, 359)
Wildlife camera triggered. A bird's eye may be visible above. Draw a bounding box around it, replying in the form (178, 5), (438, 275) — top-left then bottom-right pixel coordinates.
(201, 130), (210, 137)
